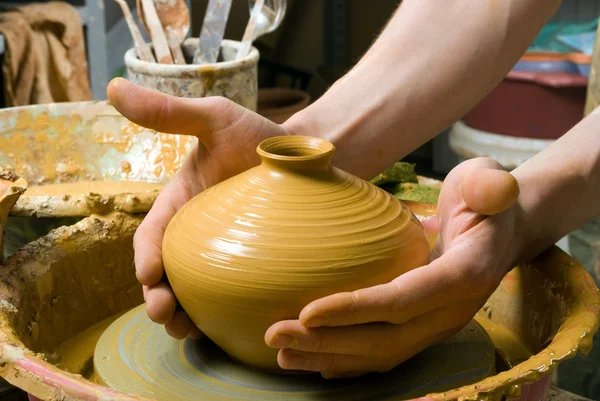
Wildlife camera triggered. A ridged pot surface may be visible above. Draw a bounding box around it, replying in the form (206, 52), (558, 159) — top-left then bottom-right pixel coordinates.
(162, 136), (430, 371)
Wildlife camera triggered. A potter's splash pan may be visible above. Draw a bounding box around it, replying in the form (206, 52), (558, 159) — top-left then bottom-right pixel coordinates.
(0, 203), (597, 401)
(0, 101), (197, 217)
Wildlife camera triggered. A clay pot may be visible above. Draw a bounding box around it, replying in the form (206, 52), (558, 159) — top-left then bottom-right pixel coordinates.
(257, 88), (311, 123)
(162, 136), (430, 371)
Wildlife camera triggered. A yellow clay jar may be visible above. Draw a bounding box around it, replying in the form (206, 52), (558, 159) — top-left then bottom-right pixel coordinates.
(162, 136), (430, 372)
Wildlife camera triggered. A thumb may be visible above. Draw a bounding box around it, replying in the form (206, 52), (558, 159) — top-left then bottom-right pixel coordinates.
(106, 78), (247, 139)
(461, 167), (519, 216)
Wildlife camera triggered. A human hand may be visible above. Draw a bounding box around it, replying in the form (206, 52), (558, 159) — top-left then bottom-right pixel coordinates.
(107, 78), (289, 339)
(265, 157), (521, 378)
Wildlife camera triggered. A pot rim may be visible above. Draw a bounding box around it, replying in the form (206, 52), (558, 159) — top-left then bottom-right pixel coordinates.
(124, 39), (260, 77)
(257, 135), (336, 163)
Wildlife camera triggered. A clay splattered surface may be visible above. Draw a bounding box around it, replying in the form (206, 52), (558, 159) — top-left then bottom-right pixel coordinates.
(0, 101), (195, 217)
(0, 102), (195, 186)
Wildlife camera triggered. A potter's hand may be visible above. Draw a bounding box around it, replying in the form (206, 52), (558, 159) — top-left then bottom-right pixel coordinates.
(265, 158), (521, 378)
(107, 78), (288, 339)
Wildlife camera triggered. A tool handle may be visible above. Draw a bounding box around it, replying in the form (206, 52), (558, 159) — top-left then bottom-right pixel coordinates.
(140, 0), (174, 64)
(236, 0), (264, 61)
(170, 44), (187, 64)
(115, 0), (155, 62)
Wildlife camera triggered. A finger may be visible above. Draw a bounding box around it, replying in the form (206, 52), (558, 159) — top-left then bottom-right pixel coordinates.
(145, 282), (177, 324)
(107, 78), (246, 137)
(298, 245), (491, 328)
(134, 164), (198, 286)
(277, 348), (394, 374)
(462, 168), (519, 216)
(320, 370), (370, 379)
(268, 303), (473, 359)
(267, 320), (391, 357)
(165, 310), (196, 340)
(437, 157), (506, 211)
(276, 323), (459, 375)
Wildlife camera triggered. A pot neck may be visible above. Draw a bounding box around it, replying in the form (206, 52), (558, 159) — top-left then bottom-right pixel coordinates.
(257, 136), (335, 173)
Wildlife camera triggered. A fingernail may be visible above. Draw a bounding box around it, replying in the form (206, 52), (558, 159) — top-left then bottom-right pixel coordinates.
(108, 77), (122, 87)
(270, 334), (296, 349)
(283, 352), (306, 369)
(304, 315), (328, 327)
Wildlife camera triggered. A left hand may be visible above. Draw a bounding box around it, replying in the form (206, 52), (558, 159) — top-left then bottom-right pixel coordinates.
(265, 157), (522, 378)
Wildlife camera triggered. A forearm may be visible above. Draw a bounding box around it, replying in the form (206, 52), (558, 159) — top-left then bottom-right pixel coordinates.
(283, 0), (561, 179)
(512, 110), (600, 264)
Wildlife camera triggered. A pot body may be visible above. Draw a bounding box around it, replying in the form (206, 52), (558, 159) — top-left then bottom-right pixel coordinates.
(162, 136), (430, 371)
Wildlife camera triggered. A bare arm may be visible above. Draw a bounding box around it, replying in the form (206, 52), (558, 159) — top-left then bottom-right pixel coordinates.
(284, 0), (562, 179)
(513, 110), (600, 263)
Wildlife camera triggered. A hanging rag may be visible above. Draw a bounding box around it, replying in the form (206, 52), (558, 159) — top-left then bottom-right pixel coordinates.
(0, 1), (92, 107)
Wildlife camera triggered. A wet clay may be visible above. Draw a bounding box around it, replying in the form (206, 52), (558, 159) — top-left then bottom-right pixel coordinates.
(93, 304), (495, 401)
(26, 181), (164, 197)
(13, 180), (165, 217)
(475, 313), (533, 368)
(52, 309), (130, 379)
(0, 169), (27, 262)
(162, 136), (431, 371)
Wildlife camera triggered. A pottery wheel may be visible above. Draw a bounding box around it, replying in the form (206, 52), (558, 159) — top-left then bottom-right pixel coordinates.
(94, 305), (496, 401)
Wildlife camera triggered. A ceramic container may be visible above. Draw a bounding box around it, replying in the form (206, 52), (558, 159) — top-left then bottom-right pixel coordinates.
(124, 39), (259, 111)
(161, 135), (431, 371)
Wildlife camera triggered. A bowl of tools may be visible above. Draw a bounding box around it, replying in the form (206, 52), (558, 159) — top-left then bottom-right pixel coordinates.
(118, 0), (287, 111)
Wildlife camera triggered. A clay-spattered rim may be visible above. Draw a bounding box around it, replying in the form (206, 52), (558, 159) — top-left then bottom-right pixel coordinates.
(10, 187), (164, 217)
(257, 136), (336, 163)
(124, 39), (260, 76)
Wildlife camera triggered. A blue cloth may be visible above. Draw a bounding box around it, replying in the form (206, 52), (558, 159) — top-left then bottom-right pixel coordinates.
(529, 19), (598, 54)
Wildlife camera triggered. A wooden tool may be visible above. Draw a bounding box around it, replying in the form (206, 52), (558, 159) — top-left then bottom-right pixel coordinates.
(236, 0), (265, 61)
(114, 0), (155, 62)
(137, 0), (189, 64)
(139, 0), (173, 64)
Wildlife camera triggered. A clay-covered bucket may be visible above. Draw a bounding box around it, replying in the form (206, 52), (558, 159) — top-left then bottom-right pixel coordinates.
(0, 192), (597, 400)
(0, 101), (197, 257)
(125, 39), (259, 111)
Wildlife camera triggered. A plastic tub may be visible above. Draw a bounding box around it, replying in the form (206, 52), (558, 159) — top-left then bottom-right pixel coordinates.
(464, 70), (587, 140)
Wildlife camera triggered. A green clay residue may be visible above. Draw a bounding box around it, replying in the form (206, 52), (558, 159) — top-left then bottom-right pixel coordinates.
(370, 162), (418, 186)
(392, 183), (440, 205)
(371, 162), (439, 204)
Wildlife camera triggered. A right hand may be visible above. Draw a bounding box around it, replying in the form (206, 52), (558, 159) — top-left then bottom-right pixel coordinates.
(107, 78), (290, 339)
